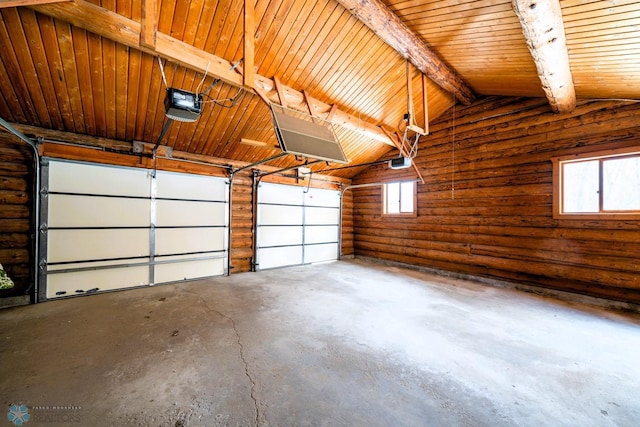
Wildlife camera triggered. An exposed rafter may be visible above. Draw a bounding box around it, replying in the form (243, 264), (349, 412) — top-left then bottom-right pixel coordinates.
(0, 0), (70, 8)
(512, 0), (576, 113)
(335, 0), (475, 105)
(29, 0), (395, 147)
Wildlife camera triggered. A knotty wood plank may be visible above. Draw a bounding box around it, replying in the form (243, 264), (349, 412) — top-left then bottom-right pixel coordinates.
(37, 13), (75, 130)
(3, 8), (51, 127)
(0, 53), (27, 123)
(102, 37), (117, 139)
(114, 42), (129, 141)
(181, 0), (205, 46)
(87, 32), (106, 136)
(54, 20), (85, 133)
(257, 0), (309, 80)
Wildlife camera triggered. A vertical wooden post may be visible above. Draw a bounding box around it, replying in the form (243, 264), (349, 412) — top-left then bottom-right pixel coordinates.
(140, 0), (156, 49)
(302, 90), (315, 116)
(244, 0), (255, 88)
(422, 73), (429, 135)
(406, 60), (414, 124)
(273, 77), (287, 108)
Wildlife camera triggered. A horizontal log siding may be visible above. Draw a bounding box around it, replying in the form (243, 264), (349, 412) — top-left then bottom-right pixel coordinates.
(230, 171), (254, 273)
(0, 132), (34, 297)
(341, 189), (354, 257)
(352, 97), (640, 304)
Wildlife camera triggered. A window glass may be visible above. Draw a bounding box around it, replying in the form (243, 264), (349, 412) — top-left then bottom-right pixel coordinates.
(603, 157), (640, 211)
(400, 181), (414, 213)
(386, 182), (400, 214)
(563, 160), (599, 213)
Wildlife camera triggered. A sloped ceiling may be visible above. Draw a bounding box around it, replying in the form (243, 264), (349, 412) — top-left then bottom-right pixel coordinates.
(0, 0), (639, 179)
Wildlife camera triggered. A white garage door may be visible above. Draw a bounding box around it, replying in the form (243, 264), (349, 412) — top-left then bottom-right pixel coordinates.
(39, 159), (228, 300)
(256, 182), (340, 270)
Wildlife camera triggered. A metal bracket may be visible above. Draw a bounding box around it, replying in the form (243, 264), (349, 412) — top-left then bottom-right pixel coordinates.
(132, 141), (145, 154)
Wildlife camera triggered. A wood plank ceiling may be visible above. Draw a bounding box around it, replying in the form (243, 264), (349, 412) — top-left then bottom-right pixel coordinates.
(0, 0), (639, 179)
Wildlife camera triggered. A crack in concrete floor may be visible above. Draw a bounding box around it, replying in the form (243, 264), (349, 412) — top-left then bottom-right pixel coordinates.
(177, 285), (262, 427)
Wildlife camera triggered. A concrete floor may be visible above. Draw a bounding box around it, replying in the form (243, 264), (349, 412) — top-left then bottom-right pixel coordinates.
(1, 259), (640, 427)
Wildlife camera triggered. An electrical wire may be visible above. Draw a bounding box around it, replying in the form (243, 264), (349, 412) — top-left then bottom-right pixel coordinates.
(200, 59), (243, 96)
(196, 61), (210, 96)
(201, 89), (247, 108)
(303, 171), (313, 193)
(157, 57), (168, 90)
(315, 158), (390, 173)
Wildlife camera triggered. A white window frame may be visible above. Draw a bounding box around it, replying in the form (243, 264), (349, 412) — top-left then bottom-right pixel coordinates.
(552, 146), (640, 220)
(383, 181), (417, 216)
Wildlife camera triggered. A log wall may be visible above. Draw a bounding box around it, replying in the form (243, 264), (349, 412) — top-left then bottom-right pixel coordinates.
(229, 171), (255, 273)
(352, 97), (640, 304)
(0, 131), (34, 297)
(341, 189), (354, 257)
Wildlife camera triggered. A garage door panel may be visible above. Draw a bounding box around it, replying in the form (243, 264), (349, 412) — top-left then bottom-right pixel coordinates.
(256, 183), (340, 270)
(48, 194), (151, 227)
(304, 243), (339, 264)
(47, 265), (150, 298)
(259, 182), (304, 205)
(155, 171), (227, 201)
(258, 204), (303, 225)
(305, 207), (340, 225)
(258, 246), (303, 270)
(48, 258), (150, 271)
(154, 255), (225, 283)
(47, 228), (149, 263)
(258, 226), (303, 247)
(156, 200), (226, 227)
(155, 227), (226, 255)
(304, 188), (340, 207)
(42, 160), (229, 300)
(304, 225), (338, 245)
(49, 161), (151, 197)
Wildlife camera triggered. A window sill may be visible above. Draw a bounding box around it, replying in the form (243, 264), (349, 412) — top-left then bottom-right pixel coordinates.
(553, 212), (640, 221)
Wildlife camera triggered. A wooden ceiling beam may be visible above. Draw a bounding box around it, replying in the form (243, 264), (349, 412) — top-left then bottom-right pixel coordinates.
(335, 0), (475, 105)
(29, 0), (395, 147)
(512, 0), (576, 113)
(11, 122), (352, 185)
(0, 0), (70, 8)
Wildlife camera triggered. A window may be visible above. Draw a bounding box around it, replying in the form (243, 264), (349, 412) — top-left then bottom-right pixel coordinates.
(552, 147), (640, 219)
(383, 181), (416, 215)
